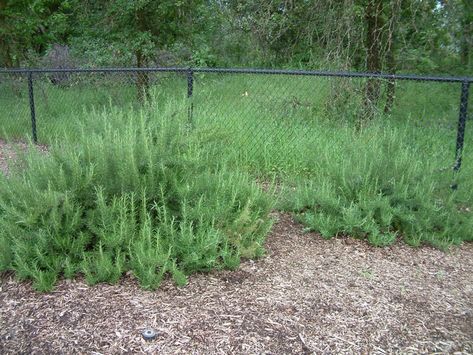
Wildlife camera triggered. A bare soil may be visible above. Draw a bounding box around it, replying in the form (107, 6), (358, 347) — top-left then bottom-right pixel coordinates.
(0, 139), (20, 175)
(0, 139), (48, 175)
(0, 141), (472, 354)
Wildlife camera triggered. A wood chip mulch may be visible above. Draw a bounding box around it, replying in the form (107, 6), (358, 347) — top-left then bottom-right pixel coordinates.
(1, 213), (472, 354)
(0, 141), (472, 354)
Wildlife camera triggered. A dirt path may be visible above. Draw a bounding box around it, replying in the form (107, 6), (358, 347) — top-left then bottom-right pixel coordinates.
(1, 213), (472, 354)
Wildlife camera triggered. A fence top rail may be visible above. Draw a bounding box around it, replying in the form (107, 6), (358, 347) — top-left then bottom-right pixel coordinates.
(0, 66), (472, 83)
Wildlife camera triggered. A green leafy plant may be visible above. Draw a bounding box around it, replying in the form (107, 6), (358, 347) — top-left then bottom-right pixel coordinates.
(279, 119), (473, 249)
(0, 105), (272, 292)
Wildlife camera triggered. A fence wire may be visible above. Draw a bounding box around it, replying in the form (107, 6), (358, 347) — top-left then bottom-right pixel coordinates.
(0, 67), (471, 177)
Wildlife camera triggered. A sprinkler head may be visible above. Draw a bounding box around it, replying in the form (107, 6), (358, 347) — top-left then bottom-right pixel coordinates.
(141, 328), (157, 341)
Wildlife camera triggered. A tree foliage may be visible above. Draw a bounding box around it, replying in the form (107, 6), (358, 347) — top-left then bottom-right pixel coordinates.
(0, 0), (470, 74)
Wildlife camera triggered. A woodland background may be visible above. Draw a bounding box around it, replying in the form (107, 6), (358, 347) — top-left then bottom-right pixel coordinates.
(1, 0), (472, 75)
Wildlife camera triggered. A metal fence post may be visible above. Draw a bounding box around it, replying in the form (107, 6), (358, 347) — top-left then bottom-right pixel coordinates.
(27, 71), (38, 143)
(187, 68), (194, 126)
(453, 80), (470, 172)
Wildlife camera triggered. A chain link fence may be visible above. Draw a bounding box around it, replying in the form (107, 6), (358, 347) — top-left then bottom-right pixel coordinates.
(0, 67), (471, 176)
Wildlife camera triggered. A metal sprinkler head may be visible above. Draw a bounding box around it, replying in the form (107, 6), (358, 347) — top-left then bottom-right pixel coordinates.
(141, 328), (157, 341)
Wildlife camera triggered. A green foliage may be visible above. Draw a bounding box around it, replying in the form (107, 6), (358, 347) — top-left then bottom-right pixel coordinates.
(0, 230), (13, 271)
(0, 70), (471, 295)
(279, 119), (473, 249)
(0, 0), (75, 67)
(1, 0), (469, 74)
(0, 107), (272, 291)
(82, 246), (125, 286)
(31, 270), (57, 293)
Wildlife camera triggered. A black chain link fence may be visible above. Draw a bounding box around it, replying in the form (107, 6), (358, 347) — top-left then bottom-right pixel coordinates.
(0, 67), (471, 174)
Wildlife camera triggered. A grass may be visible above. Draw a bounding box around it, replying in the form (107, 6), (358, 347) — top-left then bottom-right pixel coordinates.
(0, 72), (471, 291)
(0, 72), (188, 142)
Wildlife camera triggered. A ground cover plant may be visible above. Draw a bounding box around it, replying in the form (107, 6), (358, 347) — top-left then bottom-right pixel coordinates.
(0, 74), (472, 292)
(0, 103), (272, 291)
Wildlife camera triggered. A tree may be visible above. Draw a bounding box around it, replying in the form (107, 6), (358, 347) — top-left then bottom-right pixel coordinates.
(0, 0), (74, 68)
(459, 0), (473, 68)
(441, 0), (473, 71)
(383, 0), (401, 113)
(363, 0), (384, 120)
(72, 0), (207, 101)
(1, 0), (470, 78)
(0, 0), (39, 67)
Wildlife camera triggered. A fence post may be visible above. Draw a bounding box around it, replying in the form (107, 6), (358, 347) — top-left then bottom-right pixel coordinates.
(187, 68), (194, 126)
(453, 80), (470, 173)
(27, 71), (38, 143)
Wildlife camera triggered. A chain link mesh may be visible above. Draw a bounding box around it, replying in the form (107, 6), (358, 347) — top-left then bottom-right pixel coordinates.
(0, 68), (470, 178)
(0, 72), (31, 140)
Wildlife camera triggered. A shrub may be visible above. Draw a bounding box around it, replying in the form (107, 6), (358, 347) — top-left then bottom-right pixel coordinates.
(278, 122), (473, 249)
(0, 108), (272, 291)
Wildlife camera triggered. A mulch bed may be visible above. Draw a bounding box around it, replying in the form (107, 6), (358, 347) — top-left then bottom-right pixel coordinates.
(0, 141), (472, 354)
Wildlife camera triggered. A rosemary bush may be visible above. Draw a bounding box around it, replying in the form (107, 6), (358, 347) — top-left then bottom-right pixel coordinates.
(0, 107), (272, 291)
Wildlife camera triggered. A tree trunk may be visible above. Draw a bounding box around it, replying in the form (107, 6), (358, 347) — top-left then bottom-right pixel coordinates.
(0, 0), (13, 68)
(384, 0), (400, 114)
(136, 50), (150, 103)
(459, 0), (473, 68)
(461, 38), (469, 67)
(0, 40), (13, 68)
(460, 19), (472, 68)
(384, 38), (396, 113)
(363, 0), (384, 121)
